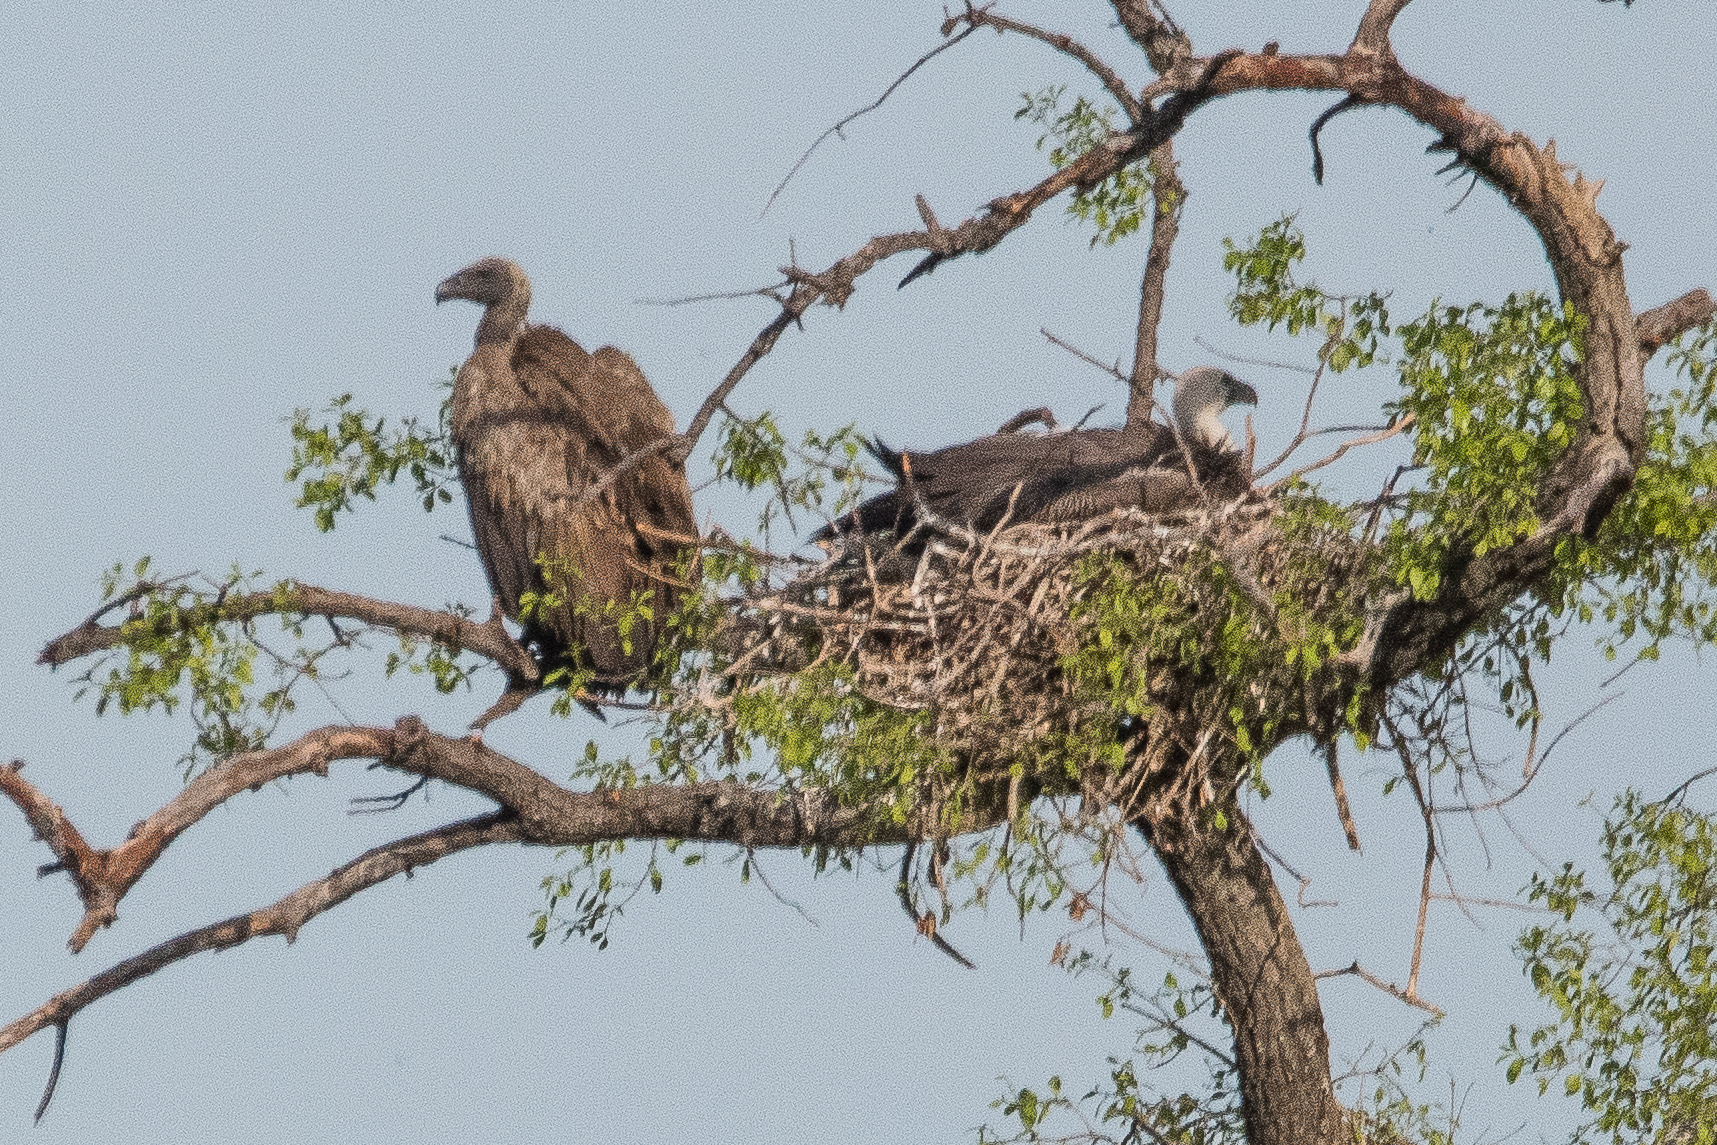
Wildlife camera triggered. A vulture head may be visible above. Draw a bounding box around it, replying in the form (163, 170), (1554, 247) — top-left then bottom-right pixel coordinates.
(1171, 365), (1258, 450)
(435, 257), (532, 341)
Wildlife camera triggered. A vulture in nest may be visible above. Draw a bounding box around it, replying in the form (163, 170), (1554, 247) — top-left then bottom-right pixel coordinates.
(436, 257), (697, 713)
(821, 365), (1257, 541)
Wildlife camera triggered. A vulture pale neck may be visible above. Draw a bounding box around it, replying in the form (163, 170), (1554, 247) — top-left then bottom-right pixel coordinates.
(474, 286), (530, 348)
(437, 258), (533, 348)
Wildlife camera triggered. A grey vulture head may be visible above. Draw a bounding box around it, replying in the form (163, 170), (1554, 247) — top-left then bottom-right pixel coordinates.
(1170, 365), (1258, 450)
(435, 256), (530, 309)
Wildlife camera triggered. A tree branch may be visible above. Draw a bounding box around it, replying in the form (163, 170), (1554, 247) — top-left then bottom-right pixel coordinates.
(1637, 288), (1716, 356)
(946, 6), (1143, 123)
(659, 44), (1242, 472)
(4, 727), (394, 952)
(39, 582), (539, 685)
(1127, 141), (1185, 424)
(5, 718), (1004, 956)
(0, 811), (522, 1057)
(1350, 0), (1414, 61)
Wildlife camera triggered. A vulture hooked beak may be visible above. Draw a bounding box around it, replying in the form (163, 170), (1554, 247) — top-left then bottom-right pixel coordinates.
(433, 272), (467, 306)
(1227, 376), (1259, 409)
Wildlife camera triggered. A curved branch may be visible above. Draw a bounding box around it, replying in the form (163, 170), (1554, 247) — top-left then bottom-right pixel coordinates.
(948, 6), (1143, 123)
(5, 718), (1005, 955)
(38, 582), (539, 684)
(0, 811), (522, 1057)
(4, 727), (394, 952)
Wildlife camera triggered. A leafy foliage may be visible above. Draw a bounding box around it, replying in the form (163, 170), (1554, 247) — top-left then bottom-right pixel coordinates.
(287, 381), (458, 531)
(1017, 86), (1155, 247)
(977, 957), (1246, 1145)
(1222, 218), (1392, 375)
(78, 560), (328, 772)
(710, 410), (871, 540)
(1507, 790), (1717, 1145)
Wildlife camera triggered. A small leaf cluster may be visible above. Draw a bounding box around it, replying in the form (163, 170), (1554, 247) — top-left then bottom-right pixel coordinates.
(710, 410), (870, 539)
(1222, 218), (1392, 374)
(1506, 791), (1717, 1144)
(1016, 86), (1154, 247)
(79, 560), (301, 772)
(286, 384), (457, 531)
(384, 607), (481, 695)
(977, 957), (1245, 1145)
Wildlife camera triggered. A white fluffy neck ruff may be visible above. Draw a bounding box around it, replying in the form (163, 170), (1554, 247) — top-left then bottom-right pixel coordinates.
(1171, 367), (1236, 449)
(1186, 408), (1233, 450)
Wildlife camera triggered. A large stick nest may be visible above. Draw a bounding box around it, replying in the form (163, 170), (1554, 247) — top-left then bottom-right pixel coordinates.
(707, 493), (1368, 821)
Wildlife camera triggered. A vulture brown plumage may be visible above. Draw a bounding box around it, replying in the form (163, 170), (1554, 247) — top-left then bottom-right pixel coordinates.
(436, 257), (697, 699)
(821, 366), (1257, 541)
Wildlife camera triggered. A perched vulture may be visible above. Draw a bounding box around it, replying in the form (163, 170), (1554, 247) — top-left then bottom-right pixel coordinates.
(822, 365), (1257, 540)
(435, 257), (697, 698)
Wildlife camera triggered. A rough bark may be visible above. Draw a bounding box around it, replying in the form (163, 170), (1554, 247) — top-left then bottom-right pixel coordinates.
(1136, 797), (1345, 1145)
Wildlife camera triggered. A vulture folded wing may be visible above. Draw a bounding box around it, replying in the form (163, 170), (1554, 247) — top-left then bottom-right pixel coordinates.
(493, 329), (695, 680)
(834, 422), (1182, 537)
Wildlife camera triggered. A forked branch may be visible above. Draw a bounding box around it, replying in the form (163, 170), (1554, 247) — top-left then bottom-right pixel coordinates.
(3, 718), (1000, 957)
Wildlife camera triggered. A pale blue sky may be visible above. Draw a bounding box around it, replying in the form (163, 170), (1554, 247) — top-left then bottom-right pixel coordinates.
(4, 2), (1714, 1141)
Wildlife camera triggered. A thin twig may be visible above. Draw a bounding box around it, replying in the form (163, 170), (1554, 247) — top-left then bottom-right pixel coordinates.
(1315, 961), (1444, 1018)
(762, 26), (981, 215)
(949, 6), (1143, 123)
(1261, 414), (1416, 492)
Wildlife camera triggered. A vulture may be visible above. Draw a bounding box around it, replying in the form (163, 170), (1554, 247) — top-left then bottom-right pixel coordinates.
(435, 257), (697, 703)
(821, 365), (1257, 540)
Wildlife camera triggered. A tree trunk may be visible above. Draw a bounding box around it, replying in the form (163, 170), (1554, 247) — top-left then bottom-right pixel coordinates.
(1135, 797), (1346, 1145)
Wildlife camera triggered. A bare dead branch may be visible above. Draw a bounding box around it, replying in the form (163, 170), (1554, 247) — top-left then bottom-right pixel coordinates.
(1430, 692), (1621, 815)
(1308, 94), (1368, 184)
(1042, 326), (1130, 384)
(34, 1023), (65, 1123)
(1248, 821), (1338, 909)
(897, 845), (976, 969)
(1316, 961), (1444, 1018)
(0, 812), (521, 1057)
(1426, 892), (1550, 914)
(6, 718), (1005, 957)
(1252, 359), (1330, 479)
(39, 583), (538, 685)
(1261, 414), (1416, 493)
(947, 6), (1143, 123)
(1637, 288), (1717, 355)
(1661, 765), (1717, 807)
(996, 407), (1058, 434)
(1350, 0), (1414, 60)
(1322, 742), (1362, 853)
(1385, 716), (1438, 1004)
(1110, 0), (1192, 75)
(635, 283), (790, 306)
(5, 727), (394, 952)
